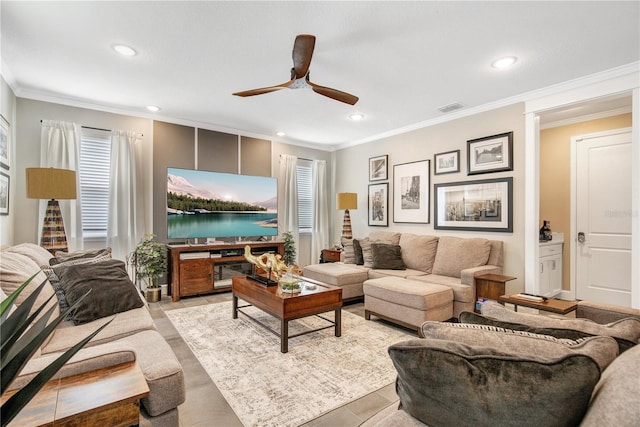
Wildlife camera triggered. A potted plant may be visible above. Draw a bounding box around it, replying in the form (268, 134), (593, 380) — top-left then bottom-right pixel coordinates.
(131, 234), (167, 302)
(282, 231), (296, 266)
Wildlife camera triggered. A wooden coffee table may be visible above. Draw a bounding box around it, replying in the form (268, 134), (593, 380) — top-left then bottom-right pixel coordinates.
(499, 294), (577, 315)
(232, 275), (343, 353)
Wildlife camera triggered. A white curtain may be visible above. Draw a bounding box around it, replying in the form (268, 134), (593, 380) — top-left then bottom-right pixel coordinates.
(107, 130), (145, 261)
(279, 154), (299, 263)
(40, 120), (83, 251)
(311, 159), (329, 264)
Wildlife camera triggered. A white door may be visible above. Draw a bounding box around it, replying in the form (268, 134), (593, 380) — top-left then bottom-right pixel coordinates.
(575, 129), (632, 306)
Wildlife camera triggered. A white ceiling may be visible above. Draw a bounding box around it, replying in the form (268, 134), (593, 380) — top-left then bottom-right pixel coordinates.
(2, 1), (638, 149)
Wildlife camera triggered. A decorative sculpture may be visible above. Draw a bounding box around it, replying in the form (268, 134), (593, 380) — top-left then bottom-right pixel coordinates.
(243, 245), (288, 281)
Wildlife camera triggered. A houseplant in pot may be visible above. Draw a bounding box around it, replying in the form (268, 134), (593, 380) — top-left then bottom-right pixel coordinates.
(131, 234), (167, 302)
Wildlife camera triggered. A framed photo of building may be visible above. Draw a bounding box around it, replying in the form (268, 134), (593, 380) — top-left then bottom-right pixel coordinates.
(0, 171), (9, 215)
(434, 177), (512, 232)
(467, 132), (513, 175)
(393, 160), (430, 223)
(369, 155), (388, 181)
(434, 150), (460, 175)
(0, 114), (10, 170)
(368, 182), (388, 226)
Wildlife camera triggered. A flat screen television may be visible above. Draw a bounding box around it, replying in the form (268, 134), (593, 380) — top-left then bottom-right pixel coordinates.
(167, 167), (278, 240)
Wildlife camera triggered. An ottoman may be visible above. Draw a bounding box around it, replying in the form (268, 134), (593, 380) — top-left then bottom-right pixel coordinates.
(364, 277), (454, 331)
(303, 262), (369, 301)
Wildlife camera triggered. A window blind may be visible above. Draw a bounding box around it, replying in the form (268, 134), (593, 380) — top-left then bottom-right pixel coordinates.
(79, 128), (111, 239)
(296, 163), (312, 232)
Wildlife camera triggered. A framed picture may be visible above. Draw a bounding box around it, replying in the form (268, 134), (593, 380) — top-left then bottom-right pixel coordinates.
(434, 177), (513, 232)
(0, 114), (9, 170)
(368, 183), (388, 226)
(0, 171), (9, 215)
(434, 150), (460, 175)
(467, 131), (513, 175)
(393, 160), (430, 223)
(369, 155), (388, 181)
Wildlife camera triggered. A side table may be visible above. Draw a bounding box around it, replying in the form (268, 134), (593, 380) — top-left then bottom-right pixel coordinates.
(320, 249), (341, 263)
(475, 273), (517, 313)
(499, 294), (578, 315)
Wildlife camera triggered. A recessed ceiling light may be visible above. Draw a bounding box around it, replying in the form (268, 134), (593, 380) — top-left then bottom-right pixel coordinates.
(113, 44), (137, 56)
(491, 56), (518, 69)
(275, 131), (286, 137)
(349, 113), (365, 121)
(146, 105), (160, 112)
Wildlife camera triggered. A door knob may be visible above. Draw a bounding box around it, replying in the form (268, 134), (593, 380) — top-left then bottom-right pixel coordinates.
(577, 232), (586, 243)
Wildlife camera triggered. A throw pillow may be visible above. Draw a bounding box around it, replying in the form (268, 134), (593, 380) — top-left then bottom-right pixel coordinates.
(5, 243), (53, 267)
(389, 338), (602, 427)
(398, 233), (439, 273)
(50, 247), (112, 266)
(481, 300), (640, 344)
(341, 238), (356, 264)
(370, 243), (405, 270)
(431, 236), (491, 278)
(360, 238), (375, 268)
(352, 239), (365, 265)
(459, 310), (636, 354)
(55, 259), (143, 325)
(369, 231), (401, 245)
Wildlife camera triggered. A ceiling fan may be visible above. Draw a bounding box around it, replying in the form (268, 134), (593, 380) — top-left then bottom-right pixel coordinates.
(233, 34), (359, 106)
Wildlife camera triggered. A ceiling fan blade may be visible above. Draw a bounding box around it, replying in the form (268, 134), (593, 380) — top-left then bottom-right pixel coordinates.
(307, 80), (359, 105)
(292, 34), (316, 79)
(232, 80), (295, 97)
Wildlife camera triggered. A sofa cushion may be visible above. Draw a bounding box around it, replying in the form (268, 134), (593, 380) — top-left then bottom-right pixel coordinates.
(5, 243), (53, 266)
(363, 277), (453, 311)
(303, 262), (369, 287)
(398, 233), (438, 274)
(371, 243), (405, 270)
(367, 268), (428, 280)
(369, 231), (401, 245)
(389, 336), (603, 427)
(50, 247), (112, 265)
(341, 238), (356, 264)
(55, 259), (144, 325)
(353, 238), (365, 265)
(431, 236), (491, 278)
(482, 300), (640, 344)
(413, 274), (475, 303)
(581, 344), (640, 427)
(459, 310), (637, 354)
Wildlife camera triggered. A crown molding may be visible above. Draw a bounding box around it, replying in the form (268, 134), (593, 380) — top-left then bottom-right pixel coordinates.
(540, 106), (633, 130)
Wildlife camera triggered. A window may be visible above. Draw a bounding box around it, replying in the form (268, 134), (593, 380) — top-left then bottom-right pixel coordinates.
(79, 128), (111, 241)
(296, 161), (312, 233)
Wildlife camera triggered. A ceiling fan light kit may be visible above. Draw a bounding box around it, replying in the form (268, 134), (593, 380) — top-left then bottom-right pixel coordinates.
(233, 34), (359, 106)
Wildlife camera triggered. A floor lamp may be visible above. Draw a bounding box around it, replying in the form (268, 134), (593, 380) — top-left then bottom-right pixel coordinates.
(26, 167), (77, 253)
(336, 192), (357, 240)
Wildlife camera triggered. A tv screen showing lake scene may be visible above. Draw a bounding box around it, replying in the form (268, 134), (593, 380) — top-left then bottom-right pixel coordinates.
(167, 168), (278, 239)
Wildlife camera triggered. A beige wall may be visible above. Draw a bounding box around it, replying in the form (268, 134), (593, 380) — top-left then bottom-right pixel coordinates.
(335, 103), (526, 293)
(0, 77), (17, 246)
(540, 113), (633, 291)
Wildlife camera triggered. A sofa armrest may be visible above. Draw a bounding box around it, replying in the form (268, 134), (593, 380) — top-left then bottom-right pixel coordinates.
(576, 301), (640, 324)
(460, 265), (503, 286)
(10, 341), (136, 391)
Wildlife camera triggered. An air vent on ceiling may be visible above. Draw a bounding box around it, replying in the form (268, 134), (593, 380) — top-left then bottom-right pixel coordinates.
(438, 102), (465, 113)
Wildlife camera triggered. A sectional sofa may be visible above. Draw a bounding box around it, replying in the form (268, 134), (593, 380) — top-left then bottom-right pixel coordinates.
(0, 243), (185, 426)
(304, 231), (504, 329)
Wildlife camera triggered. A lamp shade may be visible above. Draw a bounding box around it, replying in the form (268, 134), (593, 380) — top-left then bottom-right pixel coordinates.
(336, 193), (357, 210)
(26, 168), (77, 200)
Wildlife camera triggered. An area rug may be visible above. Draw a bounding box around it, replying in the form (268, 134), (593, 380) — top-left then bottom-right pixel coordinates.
(165, 302), (412, 427)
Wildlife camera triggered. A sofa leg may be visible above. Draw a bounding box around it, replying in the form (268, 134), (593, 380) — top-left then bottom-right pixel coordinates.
(365, 310), (371, 320)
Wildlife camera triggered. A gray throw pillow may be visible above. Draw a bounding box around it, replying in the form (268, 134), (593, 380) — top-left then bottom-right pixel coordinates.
(371, 243), (405, 270)
(459, 311), (636, 354)
(55, 259), (143, 325)
(352, 239), (365, 265)
(389, 338), (601, 427)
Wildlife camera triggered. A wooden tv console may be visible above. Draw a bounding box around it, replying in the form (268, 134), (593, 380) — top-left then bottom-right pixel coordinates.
(168, 241), (284, 302)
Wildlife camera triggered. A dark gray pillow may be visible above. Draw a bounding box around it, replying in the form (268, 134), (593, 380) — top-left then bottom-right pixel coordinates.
(55, 259), (143, 325)
(371, 243), (405, 270)
(388, 338), (601, 427)
(459, 311), (636, 354)
(352, 239), (365, 265)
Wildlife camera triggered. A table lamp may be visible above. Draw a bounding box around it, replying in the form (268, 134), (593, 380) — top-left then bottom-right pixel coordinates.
(26, 167), (77, 253)
(336, 192), (357, 240)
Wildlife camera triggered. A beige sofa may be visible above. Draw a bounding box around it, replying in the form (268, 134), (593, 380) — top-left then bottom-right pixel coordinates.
(304, 231), (504, 329)
(1, 243), (185, 426)
(362, 301), (640, 427)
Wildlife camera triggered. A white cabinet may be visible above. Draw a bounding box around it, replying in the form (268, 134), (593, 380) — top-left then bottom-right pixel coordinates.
(539, 238), (563, 297)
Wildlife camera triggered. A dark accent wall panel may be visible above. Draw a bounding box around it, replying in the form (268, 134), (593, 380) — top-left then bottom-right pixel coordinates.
(197, 129), (238, 173)
(153, 121), (195, 243)
(241, 136), (271, 177)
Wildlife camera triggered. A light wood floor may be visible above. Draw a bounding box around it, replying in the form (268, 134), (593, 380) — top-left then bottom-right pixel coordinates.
(149, 292), (406, 427)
